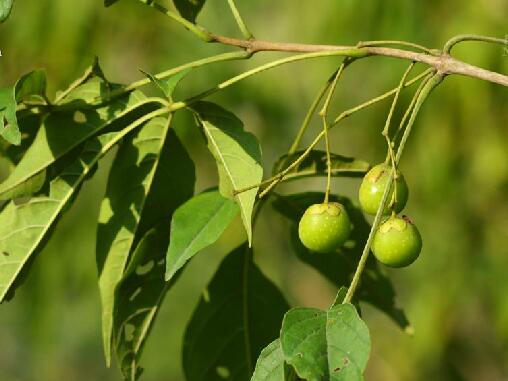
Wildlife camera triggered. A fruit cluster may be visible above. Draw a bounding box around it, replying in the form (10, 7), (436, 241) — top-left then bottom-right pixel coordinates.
(298, 163), (422, 268)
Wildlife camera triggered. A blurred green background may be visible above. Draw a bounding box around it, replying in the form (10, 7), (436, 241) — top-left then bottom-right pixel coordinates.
(1, 0), (508, 380)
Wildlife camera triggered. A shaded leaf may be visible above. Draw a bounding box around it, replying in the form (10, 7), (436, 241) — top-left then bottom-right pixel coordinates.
(272, 192), (411, 332)
(165, 189), (238, 281)
(104, 0), (121, 7)
(15, 69), (47, 104)
(192, 101), (263, 246)
(97, 116), (195, 365)
(183, 244), (289, 381)
(273, 150), (370, 182)
(140, 68), (191, 99)
(113, 224), (176, 380)
(0, 78), (159, 200)
(251, 339), (295, 381)
(0, 88), (21, 145)
(173, 0), (206, 23)
(280, 304), (370, 381)
(0, 0), (13, 22)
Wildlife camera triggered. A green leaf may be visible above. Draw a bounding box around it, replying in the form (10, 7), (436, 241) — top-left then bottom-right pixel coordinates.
(280, 304), (370, 381)
(272, 192), (411, 332)
(183, 244), (289, 381)
(251, 339), (295, 381)
(97, 116), (195, 366)
(192, 102), (263, 246)
(0, 79), (159, 200)
(14, 69), (47, 104)
(165, 189), (238, 281)
(113, 225), (173, 381)
(273, 150), (370, 181)
(0, 129), (137, 302)
(0, 88), (21, 145)
(0, 110), (43, 167)
(140, 68), (191, 99)
(173, 0), (206, 23)
(0, 0), (13, 22)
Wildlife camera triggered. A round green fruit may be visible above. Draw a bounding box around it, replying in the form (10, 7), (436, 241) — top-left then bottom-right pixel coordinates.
(359, 163), (409, 215)
(372, 215), (422, 268)
(298, 202), (351, 253)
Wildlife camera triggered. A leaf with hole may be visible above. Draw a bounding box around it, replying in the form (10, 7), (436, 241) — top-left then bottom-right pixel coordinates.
(183, 244), (289, 381)
(97, 116), (195, 365)
(192, 101), (263, 246)
(114, 223), (180, 381)
(280, 304), (370, 381)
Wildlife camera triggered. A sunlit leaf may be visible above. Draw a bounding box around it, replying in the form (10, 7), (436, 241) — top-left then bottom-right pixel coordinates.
(0, 130), (134, 302)
(0, 88), (21, 145)
(97, 116), (195, 365)
(14, 69), (47, 104)
(280, 304), (370, 381)
(165, 189), (238, 282)
(0, 0), (13, 22)
(183, 244), (289, 381)
(140, 68), (192, 99)
(192, 101), (263, 246)
(251, 339), (295, 381)
(0, 78), (159, 200)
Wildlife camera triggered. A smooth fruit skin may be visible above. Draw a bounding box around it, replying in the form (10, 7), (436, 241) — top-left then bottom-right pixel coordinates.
(298, 202), (351, 253)
(359, 163), (409, 215)
(372, 215), (422, 267)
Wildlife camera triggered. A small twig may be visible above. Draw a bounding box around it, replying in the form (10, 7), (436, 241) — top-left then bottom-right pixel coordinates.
(234, 69), (430, 197)
(357, 40), (436, 55)
(443, 34), (508, 54)
(137, 0), (213, 42)
(226, 0), (254, 40)
(318, 60), (349, 203)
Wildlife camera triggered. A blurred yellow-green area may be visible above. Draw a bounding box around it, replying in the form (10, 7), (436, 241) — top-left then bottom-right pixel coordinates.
(1, 0), (508, 380)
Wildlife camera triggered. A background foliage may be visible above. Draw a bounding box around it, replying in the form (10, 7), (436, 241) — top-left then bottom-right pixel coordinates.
(0, 0), (507, 380)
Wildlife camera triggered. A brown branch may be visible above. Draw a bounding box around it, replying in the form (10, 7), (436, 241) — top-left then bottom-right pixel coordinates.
(209, 34), (508, 87)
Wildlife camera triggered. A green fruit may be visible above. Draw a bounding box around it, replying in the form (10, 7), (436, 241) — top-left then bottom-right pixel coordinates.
(372, 215), (422, 267)
(359, 163), (409, 215)
(298, 202), (351, 253)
